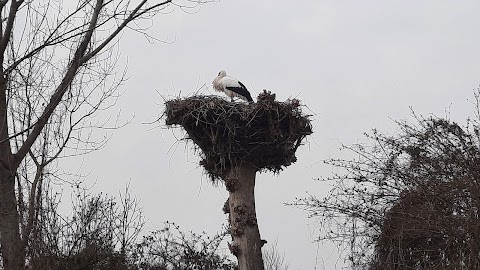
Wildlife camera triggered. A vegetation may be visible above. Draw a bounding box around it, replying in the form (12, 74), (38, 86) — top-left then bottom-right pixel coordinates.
(133, 222), (235, 270)
(262, 241), (290, 270)
(0, 1), (206, 269)
(23, 186), (235, 270)
(2, 1), (472, 269)
(294, 109), (480, 269)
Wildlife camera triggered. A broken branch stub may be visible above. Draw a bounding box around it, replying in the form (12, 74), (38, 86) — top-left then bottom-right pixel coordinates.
(164, 90), (313, 182)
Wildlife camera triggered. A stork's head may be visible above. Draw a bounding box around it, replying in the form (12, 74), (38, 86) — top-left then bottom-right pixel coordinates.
(218, 70), (227, 78)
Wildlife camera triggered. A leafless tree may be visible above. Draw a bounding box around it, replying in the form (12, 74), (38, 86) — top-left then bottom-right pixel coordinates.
(0, 1), (205, 269)
(293, 107), (480, 269)
(27, 183), (234, 270)
(262, 240), (289, 270)
(28, 184), (145, 270)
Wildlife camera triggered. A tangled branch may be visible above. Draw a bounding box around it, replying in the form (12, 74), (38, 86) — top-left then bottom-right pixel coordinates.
(163, 90), (313, 181)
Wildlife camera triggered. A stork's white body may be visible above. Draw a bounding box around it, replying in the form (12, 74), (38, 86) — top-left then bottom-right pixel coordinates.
(212, 70), (253, 102)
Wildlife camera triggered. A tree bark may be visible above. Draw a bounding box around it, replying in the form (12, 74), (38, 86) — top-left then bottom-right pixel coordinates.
(0, 74), (24, 269)
(226, 163), (265, 270)
(0, 170), (23, 270)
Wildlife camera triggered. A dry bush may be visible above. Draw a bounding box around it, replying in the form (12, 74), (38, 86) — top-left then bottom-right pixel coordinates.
(374, 177), (480, 270)
(294, 115), (480, 269)
(262, 240), (290, 270)
(133, 222), (236, 270)
(26, 186), (144, 270)
(23, 187), (235, 270)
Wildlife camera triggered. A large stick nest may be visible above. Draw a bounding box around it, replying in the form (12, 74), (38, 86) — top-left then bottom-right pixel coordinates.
(164, 90), (313, 181)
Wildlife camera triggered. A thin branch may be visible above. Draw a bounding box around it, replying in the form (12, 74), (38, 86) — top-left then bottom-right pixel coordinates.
(81, 0), (172, 63)
(0, 0), (21, 61)
(13, 0), (105, 169)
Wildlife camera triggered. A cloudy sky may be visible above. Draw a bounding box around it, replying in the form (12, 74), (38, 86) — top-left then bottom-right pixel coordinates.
(63, 1), (480, 269)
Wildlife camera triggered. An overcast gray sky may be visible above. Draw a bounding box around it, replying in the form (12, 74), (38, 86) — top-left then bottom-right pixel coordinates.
(61, 1), (480, 269)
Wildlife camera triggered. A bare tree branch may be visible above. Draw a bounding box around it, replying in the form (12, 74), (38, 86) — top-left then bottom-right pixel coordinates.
(0, 1), (210, 269)
(13, 0), (104, 169)
(82, 0), (172, 63)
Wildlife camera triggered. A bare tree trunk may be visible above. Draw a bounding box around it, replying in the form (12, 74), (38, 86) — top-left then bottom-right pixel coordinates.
(0, 77), (24, 270)
(0, 0), (186, 268)
(226, 163), (265, 270)
(0, 172), (23, 270)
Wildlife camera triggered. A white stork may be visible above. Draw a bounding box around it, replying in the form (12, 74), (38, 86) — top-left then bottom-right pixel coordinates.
(212, 70), (254, 102)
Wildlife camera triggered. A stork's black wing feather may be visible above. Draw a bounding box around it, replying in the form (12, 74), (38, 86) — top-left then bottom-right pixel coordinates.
(226, 83), (253, 102)
(238, 81), (247, 89)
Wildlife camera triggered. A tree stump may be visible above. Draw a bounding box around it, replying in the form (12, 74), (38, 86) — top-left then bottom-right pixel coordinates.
(225, 163), (263, 269)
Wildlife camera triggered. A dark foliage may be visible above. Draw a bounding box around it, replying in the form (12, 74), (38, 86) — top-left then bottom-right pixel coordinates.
(293, 116), (480, 269)
(28, 243), (129, 270)
(163, 90), (312, 181)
